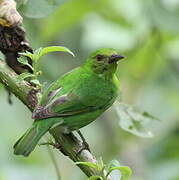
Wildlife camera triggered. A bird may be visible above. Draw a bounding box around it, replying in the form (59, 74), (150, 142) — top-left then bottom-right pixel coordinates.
(13, 48), (124, 157)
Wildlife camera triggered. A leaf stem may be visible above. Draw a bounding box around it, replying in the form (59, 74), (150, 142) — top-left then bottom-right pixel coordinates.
(46, 145), (61, 180)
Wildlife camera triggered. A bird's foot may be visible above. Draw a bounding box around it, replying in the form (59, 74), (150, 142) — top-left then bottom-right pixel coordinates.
(38, 142), (54, 147)
(77, 130), (91, 155)
(39, 141), (68, 156)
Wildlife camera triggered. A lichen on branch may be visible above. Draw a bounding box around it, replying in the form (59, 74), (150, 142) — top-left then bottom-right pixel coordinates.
(0, 0), (22, 26)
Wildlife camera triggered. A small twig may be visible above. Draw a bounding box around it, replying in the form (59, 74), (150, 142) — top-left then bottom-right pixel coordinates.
(46, 145), (61, 180)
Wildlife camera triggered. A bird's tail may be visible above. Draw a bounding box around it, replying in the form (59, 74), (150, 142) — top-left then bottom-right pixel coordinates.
(13, 121), (50, 157)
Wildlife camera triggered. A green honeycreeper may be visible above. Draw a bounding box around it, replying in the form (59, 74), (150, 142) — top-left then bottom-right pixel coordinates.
(14, 48), (124, 157)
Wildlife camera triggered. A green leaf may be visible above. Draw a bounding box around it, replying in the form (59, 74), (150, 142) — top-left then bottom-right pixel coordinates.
(17, 72), (35, 80)
(30, 79), (41, 86)
(106, 160), (132, 180)
(107, 160), (121, 170)
(19, 52), (34, 60)
(87, 176), (103, 180)
(34, 47), (43, 56)
(107, 166), (132, 180)
(142, 111), (160, 121)
(17, 57), (29, 65)
(19, 46), (74, 63)
(17, 56), (34, 70)
(33, 47), (43, 61)
(19, 0), (65, 18)
(39, 46), (75, 57)
(96, 157), (105, 172)
(75, 162), (98, 170)
(115, 102), (157, 138)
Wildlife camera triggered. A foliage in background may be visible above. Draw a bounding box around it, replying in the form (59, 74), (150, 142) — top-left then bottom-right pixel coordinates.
(77, 159), (132, 180)
(17, 46), (74, 87)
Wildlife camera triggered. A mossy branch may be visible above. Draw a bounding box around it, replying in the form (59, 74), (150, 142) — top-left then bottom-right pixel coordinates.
(0, 59), (111, 179)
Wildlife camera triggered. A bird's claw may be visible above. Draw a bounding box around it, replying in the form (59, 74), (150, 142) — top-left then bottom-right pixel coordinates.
(76, 130), (91, 156)
(39, 141), (68, 156)
(77, 141), (91, 155)
(38, 141), (59, 148)
(38, 142), (54, 147)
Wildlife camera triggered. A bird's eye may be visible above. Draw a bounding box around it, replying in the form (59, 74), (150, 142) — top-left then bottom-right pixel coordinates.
(96, 54), (104, 61)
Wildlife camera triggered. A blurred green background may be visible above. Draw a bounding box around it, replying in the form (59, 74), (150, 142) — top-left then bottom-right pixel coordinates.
(0, 0), (179, 179)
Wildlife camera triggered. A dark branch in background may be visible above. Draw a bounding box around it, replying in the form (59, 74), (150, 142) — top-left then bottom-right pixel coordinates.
(0, 0), (33, 74)
(0, 24), (33, 74)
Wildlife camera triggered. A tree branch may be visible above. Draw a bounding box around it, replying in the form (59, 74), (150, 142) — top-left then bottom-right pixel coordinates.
(0, 60), (33, 108)
(0, 1), (111, 178)
(0, 0), (22, 25)
(0, 59), (110, 179)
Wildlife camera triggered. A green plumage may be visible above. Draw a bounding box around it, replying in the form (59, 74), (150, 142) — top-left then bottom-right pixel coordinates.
(14, 48), (124, 156)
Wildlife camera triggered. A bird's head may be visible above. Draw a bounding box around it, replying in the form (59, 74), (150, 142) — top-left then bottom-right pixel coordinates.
(84, 48), (125, 78)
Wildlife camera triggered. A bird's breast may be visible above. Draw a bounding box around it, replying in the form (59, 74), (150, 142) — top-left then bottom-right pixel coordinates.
(76, 74), (119, 108)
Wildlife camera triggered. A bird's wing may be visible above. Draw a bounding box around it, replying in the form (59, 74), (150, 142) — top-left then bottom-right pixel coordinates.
(32, 87), (96, 120)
